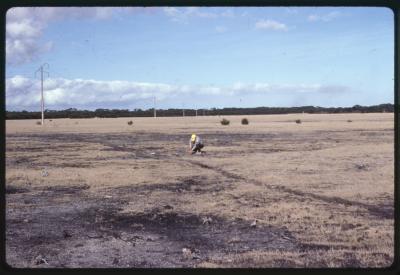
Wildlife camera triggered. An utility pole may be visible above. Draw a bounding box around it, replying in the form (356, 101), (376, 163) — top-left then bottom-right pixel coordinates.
(35, 63), (49, 126)
(153, 96), (157, 118)
(182, 103), (185, 117)
(195, 109), (198, 117)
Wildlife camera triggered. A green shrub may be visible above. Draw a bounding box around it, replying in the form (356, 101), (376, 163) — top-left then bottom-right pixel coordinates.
(241, 118), (249, 125)
(220, 118), (230, 125)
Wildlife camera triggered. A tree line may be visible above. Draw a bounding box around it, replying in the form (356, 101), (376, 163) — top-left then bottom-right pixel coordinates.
(5, 103), (394, 120)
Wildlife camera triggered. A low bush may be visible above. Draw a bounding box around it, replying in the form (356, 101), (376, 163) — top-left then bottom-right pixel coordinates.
(127, 120), (133, 126)
(241, 118), (249, 125)
(220, 118), (230, 125)
(295, 119), (302, 124)
(36, 121), (41, 125)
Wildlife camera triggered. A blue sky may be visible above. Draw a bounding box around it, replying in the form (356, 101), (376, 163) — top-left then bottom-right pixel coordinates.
(5, 7), (394, 111)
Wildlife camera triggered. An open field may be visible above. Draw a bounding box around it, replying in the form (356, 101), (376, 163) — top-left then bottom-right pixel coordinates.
(5, 113), (394, 268)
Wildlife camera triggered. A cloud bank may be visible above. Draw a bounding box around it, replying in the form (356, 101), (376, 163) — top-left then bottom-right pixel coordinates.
(6, 75), (350, 110)
(6, 7), (140, 65)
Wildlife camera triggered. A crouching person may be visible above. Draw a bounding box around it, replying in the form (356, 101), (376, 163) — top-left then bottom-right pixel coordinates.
(189, 133), (204, 154)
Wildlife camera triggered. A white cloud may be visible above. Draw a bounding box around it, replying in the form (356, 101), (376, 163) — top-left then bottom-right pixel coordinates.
(6, 76), (350, 110)
(255, 19), (288, 31)
(6, 7), (236, 64)
(163, 7), (235, 22)
(307, 11), (341, 22)
(6, 7), (139, 65)
(230, 82), (348, 95)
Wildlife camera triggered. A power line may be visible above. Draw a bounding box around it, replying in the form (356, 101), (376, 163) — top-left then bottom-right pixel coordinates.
(35, 63), (49, 126)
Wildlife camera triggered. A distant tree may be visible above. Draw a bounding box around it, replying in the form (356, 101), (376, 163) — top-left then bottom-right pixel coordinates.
(5, 104), (394, 119)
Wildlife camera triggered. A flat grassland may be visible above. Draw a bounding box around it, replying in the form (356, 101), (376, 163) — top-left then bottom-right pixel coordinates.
(5, 113), (394, 268)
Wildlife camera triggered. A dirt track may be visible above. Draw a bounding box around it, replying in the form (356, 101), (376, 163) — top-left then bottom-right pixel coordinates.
(5, 113), (394, 267)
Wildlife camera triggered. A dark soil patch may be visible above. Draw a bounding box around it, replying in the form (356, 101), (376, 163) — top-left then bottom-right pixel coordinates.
(298, 243), (351, 252)
(6, 179), (298, 268)
(58, 163), (93, 168)
(36, 162), (93, 168)
(6, 185), (30, 194)
(7, 157), (93, 169)
(103, 208), (298, 254)
(275, 186), (394, 220)
(111, 176), (230, 196)
(186, 160), (394, 220)
(6, 130), (353, 164)
(186, 160), (245, 182)
(5, 131), (311, 157)
(42, 184), (90, 194)
(12, 157), (31, 164)
(6, 156), (37, 167)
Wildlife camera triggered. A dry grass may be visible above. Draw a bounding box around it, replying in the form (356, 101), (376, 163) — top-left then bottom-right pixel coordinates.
(198, 249), (393, 268)
(5, 113), (394, 268)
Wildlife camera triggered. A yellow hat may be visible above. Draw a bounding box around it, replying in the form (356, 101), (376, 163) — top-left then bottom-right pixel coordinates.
(191, 134), (196, 141)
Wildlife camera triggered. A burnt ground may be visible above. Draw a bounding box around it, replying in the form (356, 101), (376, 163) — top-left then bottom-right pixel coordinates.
(6, 183), (298, 268)
(6, 175), (298, 268)
(5, 128), (394, 268)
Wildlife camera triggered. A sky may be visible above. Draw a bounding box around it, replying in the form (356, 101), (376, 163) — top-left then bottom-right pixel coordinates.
(5, 7), (394, 111)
